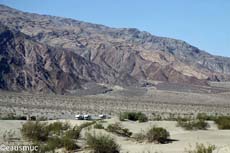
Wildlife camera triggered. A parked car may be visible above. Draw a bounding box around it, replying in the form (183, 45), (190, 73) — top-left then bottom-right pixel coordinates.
(83, 114), (91, 120)
(75, 114), (84, 120)
(99, 114), (106, 119)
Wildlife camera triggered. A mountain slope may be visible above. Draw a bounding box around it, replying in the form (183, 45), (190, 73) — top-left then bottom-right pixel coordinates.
(0, 4), (230, 93)
(0, 24), (137, 93)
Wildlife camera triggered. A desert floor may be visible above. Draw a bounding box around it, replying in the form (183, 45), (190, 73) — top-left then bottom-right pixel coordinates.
(0, 118), (230, 153)
(0, 82), (230, 152)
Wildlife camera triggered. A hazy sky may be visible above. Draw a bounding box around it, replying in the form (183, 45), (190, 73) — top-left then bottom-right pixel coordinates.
(1, 0), (229, 57)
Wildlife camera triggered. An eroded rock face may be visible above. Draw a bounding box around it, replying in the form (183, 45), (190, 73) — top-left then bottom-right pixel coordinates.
(0, 4), (229, 93)
(0, 25), (134, 93)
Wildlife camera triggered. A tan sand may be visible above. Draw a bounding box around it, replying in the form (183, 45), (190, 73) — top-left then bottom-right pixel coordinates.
(0, 119), (229, 153)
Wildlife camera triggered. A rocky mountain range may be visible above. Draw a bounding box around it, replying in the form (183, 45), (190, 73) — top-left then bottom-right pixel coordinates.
(0, 4), (230, 93)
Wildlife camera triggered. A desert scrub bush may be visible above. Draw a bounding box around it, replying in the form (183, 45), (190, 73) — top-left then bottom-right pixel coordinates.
(196, 113), (218, 121)
(86, 132), (120, 153)
(64, 121), (95, 138)
(47, 121), (70, 135)
(62, 136), (79, 151)
(119, 112), (148, 122)
(94, 123), (104, 129)
(138, 113), (149, 122)
(44, 136), (63, 152)
(107, 123), (132, 137)
(65, 125), (82, 139)
(177, 118), (208, 130)
(21, 121), (49, 142)
(146, 126), (170, 144)
(185, 143), (216, 153)
(36, 135), (79, 152)
(119, 112), (127, 121)
(215, 116), (230, 129)
(21, 121), (81, 152)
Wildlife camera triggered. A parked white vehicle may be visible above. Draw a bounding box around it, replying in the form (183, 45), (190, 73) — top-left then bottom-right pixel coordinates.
(99, 114), (106, 119)
(75, 114), (109, 120)
(75, 114), (83, 120)
(83, 114), (91, 120)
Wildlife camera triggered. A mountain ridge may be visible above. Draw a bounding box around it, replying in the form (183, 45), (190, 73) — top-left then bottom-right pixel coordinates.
(0, 4), (230, 93)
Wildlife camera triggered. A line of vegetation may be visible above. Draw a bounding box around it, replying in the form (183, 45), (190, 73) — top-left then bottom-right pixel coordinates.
(0, 114), (27, 120)
(196, 113), (218, 121)
(119, 112), (148, 122)
(150, 112), (222, 121)
(195, 113), (230, 130)
(0, 114), (49, 121)
(195, 113), (230, 129)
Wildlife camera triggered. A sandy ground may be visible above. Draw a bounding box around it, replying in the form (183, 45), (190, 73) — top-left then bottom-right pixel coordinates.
(98, 118), (230, 153)
(0, 119), (230, 153)
(0, 120), (26, 145)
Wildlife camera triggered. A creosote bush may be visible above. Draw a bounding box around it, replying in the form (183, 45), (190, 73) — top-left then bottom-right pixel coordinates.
(146, 126), (170, 144)
(86, 132), (120, 153)
(47, 121), (70, 135)
(119, 112), (148, 122)
(45, 136), (63, 151)
(65, 125), (81, 139)
(62, 136), (79, 151)
(21, 121), (85, 152)
(21, 121), (49, 142)
(215, 116), (230, 129)
(185, 143), (216, 153)
(107, 123), (132, 137)
(196, 113), (218, 121)
(177, 118), (208, 130)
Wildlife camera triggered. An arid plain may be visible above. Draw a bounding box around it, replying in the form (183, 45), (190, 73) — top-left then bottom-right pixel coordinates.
(0, 82), (230, 153)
